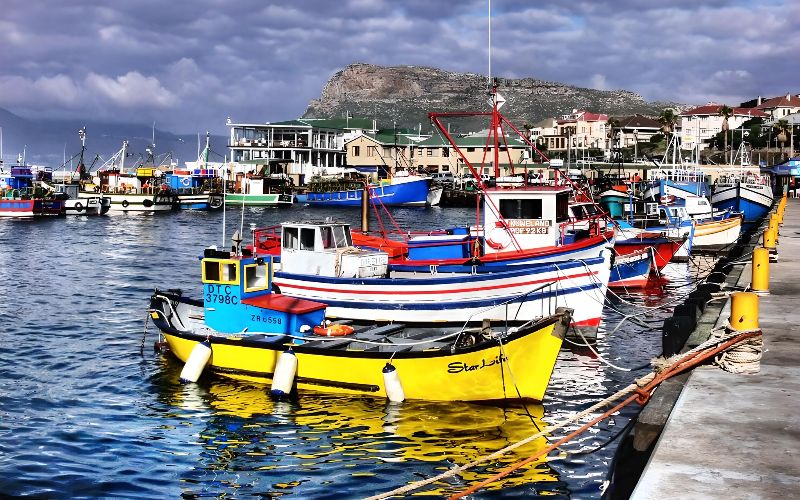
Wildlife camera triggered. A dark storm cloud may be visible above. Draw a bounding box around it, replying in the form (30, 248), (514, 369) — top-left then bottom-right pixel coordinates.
(0, 0), (795, 134)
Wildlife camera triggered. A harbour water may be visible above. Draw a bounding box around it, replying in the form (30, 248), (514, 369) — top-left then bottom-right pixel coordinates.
(0, 207), (700, 498)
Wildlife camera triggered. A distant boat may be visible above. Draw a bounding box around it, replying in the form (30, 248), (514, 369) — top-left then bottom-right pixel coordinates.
(0, 164), (65, 218)
(296, 171), (433, 207)
(79, 140), (175, 213)
(711, 171), (774, 224)
(224, 159), (294, 207)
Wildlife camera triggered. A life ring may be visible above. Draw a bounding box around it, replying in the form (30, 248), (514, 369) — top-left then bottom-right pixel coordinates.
(74, 201), (84, 212)
(312, 324), (355, 337)
(485, 224), (512, 250)
(181, 177), (190, 187)
(121, 199), (129, 208)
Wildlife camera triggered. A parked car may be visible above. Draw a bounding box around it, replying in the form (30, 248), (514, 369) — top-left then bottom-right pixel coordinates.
(430, 172), (455, 186)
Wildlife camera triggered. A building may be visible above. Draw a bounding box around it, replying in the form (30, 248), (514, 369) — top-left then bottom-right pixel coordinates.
(412, 132), (536, 178)
(679, 103), (768, 151)
(614, 115), (662, 150)
(227, 117), (377, 184)
(752, 94), (800, 120)
(343, 130), (427, 179)
(536, 110), (608, 154)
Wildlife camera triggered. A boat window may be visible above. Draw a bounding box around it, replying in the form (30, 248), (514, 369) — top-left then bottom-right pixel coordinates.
(300, 228), (316, 250)
(204, 260), (220, 281)
(283, 227), (298, 249)
(556, 193), (569, 222)
(333, 225), (351, 248)
(321, 226), (334, 249)
(222, 262), (238, 282)
(571, 205), (586, 219)
(244, 263), (269, 292)
(499, 199), (542, 219)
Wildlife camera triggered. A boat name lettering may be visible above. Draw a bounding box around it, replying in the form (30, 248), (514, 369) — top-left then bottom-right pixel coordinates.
(205, 284), (238, 304)
(250, 314), (282, 324)
(447, 354), (508, 374)
(506, 219), (550, 234)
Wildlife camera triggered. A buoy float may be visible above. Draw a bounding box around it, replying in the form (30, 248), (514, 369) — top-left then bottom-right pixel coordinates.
(271, 349), (297, 397)
(751, 247), (769, 294)
(180, 340), (212, 383)
(382, 362), (405, 403)
(312, 324), (355, 337)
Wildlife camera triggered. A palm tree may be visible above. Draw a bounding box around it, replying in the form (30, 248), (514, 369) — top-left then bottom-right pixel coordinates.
(658, 108), (678, 138)
(774, 119), (790, 160)
(719, 105), (734, 164)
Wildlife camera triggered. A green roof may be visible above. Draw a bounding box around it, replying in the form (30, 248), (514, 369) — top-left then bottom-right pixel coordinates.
(297, 117), (375, 130)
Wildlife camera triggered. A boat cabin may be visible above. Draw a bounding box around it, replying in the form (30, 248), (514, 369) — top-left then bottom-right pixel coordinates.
(279, 222), (388, 278)
(480, 186), (572, 254)
(201, 251), (326, 334)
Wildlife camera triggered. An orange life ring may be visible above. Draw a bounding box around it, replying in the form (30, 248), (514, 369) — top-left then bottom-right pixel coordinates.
(312, 324), (355, 337)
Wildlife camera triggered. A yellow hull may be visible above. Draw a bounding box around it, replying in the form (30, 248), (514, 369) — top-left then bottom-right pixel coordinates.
(162, 317), (565, 402)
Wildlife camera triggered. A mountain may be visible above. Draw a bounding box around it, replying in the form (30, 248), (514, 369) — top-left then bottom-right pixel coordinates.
(0, 107), (227, 168)
(304, 63), (682, 133)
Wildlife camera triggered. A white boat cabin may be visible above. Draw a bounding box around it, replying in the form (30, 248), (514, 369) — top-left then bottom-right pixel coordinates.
(480, 186), (572, 254)
(279, 222), (388, 278)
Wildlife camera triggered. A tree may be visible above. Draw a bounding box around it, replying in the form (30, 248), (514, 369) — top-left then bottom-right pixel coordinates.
(774, 119), (790, 160)
(606, 117), (621, 151)
(658, 108), (678, 137)
(719, 105), (734, 164)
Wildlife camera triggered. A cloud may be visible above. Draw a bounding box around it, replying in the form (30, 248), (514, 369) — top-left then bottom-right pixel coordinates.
(0, 0), (796, 133)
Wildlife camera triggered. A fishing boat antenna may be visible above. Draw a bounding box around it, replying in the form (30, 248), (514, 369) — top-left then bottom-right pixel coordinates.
(221, 156), (227, 248)
(488, 0), (492, 88)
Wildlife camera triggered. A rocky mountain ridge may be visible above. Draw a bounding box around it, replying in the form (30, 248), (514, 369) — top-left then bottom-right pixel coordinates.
(304, 63), (682, 132)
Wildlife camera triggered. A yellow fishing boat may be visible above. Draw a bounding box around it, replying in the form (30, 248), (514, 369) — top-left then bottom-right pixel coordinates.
(148, 250), (570, 402)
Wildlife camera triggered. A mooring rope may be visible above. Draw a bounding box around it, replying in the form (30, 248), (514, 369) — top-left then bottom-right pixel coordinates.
(366, 328), (761, 500)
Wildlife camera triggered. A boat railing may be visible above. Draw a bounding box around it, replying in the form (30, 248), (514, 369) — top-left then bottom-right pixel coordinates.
(458, 280), (560, 334)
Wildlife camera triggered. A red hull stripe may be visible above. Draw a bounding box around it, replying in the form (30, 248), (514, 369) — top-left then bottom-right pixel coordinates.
(277, 271), (598, 295)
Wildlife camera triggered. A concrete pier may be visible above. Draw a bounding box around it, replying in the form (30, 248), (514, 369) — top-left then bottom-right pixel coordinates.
(631, 200), (800, 499)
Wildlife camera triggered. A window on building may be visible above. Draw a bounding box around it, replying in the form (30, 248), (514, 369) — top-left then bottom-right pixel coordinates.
(442, 148), (450, 157)
(442, 165), (449, 172)
(368, 146), (377, 157)
(352, 146), (360, 156)
(467, 148), (475, 152)
(427, 148), (434, 156)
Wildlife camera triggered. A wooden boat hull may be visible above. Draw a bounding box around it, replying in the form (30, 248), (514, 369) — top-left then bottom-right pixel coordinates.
(692, 216), (742, 251)
(151, 298), (569, 402)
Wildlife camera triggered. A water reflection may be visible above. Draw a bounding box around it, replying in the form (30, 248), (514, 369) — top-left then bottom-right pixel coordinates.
(158, 375), (562, 498)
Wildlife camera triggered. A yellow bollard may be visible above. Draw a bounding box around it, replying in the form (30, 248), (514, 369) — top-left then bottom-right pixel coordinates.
(751, 247), (770, 294)
(763, 229), (777, 249)
(730, 292), (759, 331)
(769, 215), (779, 236)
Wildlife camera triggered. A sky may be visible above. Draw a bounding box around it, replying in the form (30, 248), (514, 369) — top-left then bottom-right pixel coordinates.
(1, 0), (797, 134)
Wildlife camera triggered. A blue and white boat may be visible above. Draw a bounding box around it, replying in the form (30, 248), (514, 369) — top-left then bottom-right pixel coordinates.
(642, 168), (710, 202)
(296, 172), (432, 207)
(609, 248), (654, 288)
(711, 171), (773, 224)
(164, 168), (223, 210)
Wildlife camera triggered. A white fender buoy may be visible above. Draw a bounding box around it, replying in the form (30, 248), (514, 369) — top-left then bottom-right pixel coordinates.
(271, 349), (297, 397)
(180, 340), (212, 383)
(382, 363), (405, 403)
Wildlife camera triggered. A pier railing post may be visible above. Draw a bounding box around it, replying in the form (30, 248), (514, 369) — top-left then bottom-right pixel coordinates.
(751, 247), (769, 295)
